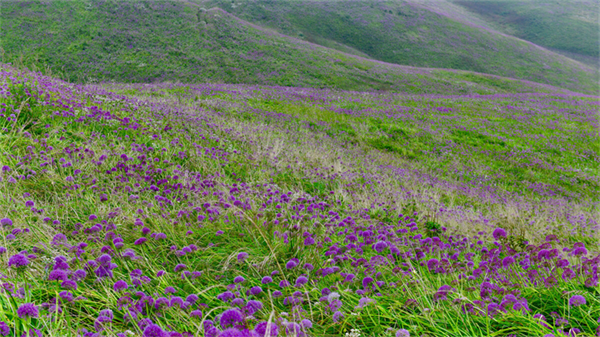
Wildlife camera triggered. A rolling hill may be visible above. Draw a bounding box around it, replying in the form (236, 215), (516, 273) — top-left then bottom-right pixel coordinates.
(203, 0), (598, 94)
(0, 0), (597, 94)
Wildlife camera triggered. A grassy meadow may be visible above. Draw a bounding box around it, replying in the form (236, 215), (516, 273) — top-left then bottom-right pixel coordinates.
(0, 64), (598, 336)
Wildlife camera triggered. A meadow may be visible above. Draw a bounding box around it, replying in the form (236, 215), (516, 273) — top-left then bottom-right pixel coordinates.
(0, 64), (598, 336)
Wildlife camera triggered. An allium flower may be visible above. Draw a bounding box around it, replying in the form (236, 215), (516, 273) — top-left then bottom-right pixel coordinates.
(285, 260), (298, 269)
(301, 319), (312, 329)
(165, 286), (177, 294)
(303, 237), (315, 246)
(249, 286), (262, 295)
(8, 253), (29, 268)
(134, 237), (147, 245)
(190, 310), (203, 319)
(237, 252), (248, 262)
(373, 241), (388, 252)
(186, 294), (199, 304)
(245, 300), (263, 315)
(0, 321), (9, 336)
(220, 309), (243, 327)
(114, 280), (128, 291)
(261, 276), (273, 284)
(254, 322), (278, 337)
(492, 228), (507, 240)
(17, 303), (39, 318)
(569, 295), (586, 307)
(502, 256), (514, 268)
(25, 200), (34, 207)
(0, 218), (12, 227)
(59, 291), (74, 302)
(396, 329), (410, 337)
(219, 328), (243, 337)
(572, 247), (588, 256)
(48, 270), (68, 281)
(61, 280), (78, 290)
(234, 276), (245, 284)
(143, 324), (165, 337)
(332, 310), (344, 322)
(362, 276), (374, 288)
(426, 259), (439, 272)
(295, 276), (309, 287)
(174, 264), (187, 272)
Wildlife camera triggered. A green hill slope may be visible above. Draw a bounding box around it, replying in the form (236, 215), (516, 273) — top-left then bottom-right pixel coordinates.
(203, 0), (598, 94)
(0, 0), (576, 94)
(452, 0), (599, 67)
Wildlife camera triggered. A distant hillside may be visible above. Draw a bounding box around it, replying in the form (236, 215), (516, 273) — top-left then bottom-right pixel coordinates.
(452, 0), (600, 67)
(0, 0), (575, 95)
(203, 0), (598, 94)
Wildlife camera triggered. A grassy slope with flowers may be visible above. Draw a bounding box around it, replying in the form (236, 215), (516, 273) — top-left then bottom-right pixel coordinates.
(0, 65), (599, 337)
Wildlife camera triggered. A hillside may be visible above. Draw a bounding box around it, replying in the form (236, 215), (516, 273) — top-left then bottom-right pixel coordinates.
(203, 0), (599, 94)
(1, 64), (599, 336)
(0, 0), (597, 95)
(452, 0), (600, 67)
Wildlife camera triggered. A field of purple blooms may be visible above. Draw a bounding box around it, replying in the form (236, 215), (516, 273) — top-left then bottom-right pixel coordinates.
(0, 65), (599, 337)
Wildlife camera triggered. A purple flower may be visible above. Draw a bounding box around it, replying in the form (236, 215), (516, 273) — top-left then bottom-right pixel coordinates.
(373, 241), (388, 252)
(8, 253), (29, 268)
(396, 329), (410, 337)
(285, 323), (304, 337)
(234, 276), (245, 284)
(190, 310), (203, 319)
(332, 310), (344, 322)
(502, 256), (514, 268)
(301, 319), (312, 329)
(174, 264), (187, 272)
(114, 280), (128, 291)
(165, 286), (177, 294)
(48, 270), (68, 281)
(134, 237), (147, 245)
(143, 324), (165, 337)
(286, 260), (298, 269)
(261, 276), (273, 284)
(186, 294), (199, 304)
(569, 295), (586, 307)
(17, 303), (39, 318)
(249, 286), (262, 295)
(492, 228), (507, 240)
(304, 237), (315, 246)
(572, 247), (588, 256)
(295, 276), (309, 287)
(25, 200), (34, 207)
(0, 321), (9, 336)
(220, 309), (243, 327)
(245, 300), (263, 315)
(426, 259), (439, 271)
(219, 328), (243, 337)
(362, 276), (374, 288)
(0, 218), (12, 227)
(61, 280), (78, 290)
(254, 322), (278, 337)
(237, 252), (248, 262)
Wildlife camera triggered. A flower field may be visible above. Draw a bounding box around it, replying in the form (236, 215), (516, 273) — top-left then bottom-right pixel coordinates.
(0, 65), (598, 336)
